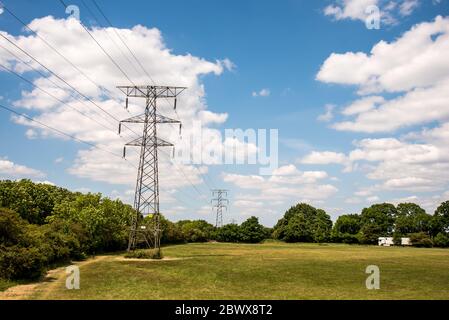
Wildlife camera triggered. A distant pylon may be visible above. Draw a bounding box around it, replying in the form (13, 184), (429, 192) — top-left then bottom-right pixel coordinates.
(118, 85), (186, 253)
(212, 189), (229, 228)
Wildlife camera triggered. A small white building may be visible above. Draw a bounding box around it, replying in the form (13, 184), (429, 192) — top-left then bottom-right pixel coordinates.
(378, 237), (411, 246)
(401, 237), (411, 246)
(378, 237), (394, 246)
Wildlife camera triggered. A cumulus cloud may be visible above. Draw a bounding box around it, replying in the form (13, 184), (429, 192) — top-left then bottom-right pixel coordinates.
(324, 0), (421, 25)
(324, 0), (380, 22)
(0, 157), (45, 178)
(0, 16), (240, 195)
(223, 164), (338, 216)
(299, 151), (348, 165)
(311, 15), (449, 203)
(316, 16), (449, 133)
(302, 127), (449, 193)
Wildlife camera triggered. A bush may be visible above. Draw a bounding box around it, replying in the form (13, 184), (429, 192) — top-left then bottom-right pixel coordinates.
(0, 245), (47, 280)
(0, 180), (74, 225)
(433, 233), (449, 248)
(0, 208), (28, 246)
(409, 232), (433, 248)
(216, 224), (241, 243)
(177, 220), (215, 243)
(124, 249), (163, 260)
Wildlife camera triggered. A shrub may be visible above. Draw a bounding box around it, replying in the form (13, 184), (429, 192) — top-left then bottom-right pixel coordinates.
(177, 220), (215, 243)
(409, 232), (433, 248)
(215, 224), (241, 243)
(124, 249), (163, 260)
(0, 208), (27, 246)
(0, 245), (47, 280)
(433, 233), (449, 248)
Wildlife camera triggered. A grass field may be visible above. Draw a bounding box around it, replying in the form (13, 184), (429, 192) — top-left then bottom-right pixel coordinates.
(2, 242), (449, 300)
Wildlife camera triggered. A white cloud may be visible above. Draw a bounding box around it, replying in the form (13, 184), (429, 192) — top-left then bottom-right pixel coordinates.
(303, 127), (449, 193)
(317, 16), (449, 93)
(367, 196), (380, 202)
(223, 164), (337, 210)
(218, 58), (236, 72)
(324, 0), (380, 22)
(300, 151), (348, 165)
(0, 16), (240, 202)
(198, 110), (228, 125)
(252, 88), (271, 97)
(341, 96), (385, 116)
(399, 0), (420, 16)
(324, 0), (421, 25)
(0, 157), (45, 178)
(333, 80), (449, 132)
(36, 180), (55, 186)
(317, 16), (449, 133)
(317, 104), (336, 122)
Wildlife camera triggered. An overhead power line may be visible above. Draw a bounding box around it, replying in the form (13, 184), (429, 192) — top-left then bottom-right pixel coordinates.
(58, 0), (137, 86)
(0, 3), (117, 99)
(0, 61), (116, 133)
(0, 33), (122, 128)
(0, 102), (208, 212)
(85, 0), (217, 194)
(0, 102), (122, 158)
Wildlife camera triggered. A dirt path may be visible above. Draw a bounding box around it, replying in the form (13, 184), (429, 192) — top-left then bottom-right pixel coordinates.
(0, 255), (110, 300)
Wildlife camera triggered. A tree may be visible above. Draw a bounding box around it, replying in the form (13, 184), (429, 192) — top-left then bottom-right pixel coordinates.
(433, 232), (449, 248)
(434, 201), (449, 234)
(273, 203), (332, 243)
(331, 214), (361, 244)
(409, 232), (433, 248)
(359, 203), (396, 244)
(394, 203), (432, 236)
(240, 216), (269, 243)
(177, 220), (216, 242)
(0, 208), (28, 246)
(0, 179), (73, 225)
(313, 210), (333, 243)
(50, 193), (134, 253)
(215, 224), (241, 243)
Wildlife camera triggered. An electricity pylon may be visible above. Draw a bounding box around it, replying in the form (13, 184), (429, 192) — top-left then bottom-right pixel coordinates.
(118, 85), (186, 253)
(212, 189), (229, 228)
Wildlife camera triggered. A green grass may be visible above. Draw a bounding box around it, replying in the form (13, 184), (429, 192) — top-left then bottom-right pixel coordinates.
(27, 242), (449, 300)
(0, 278), (19, 292)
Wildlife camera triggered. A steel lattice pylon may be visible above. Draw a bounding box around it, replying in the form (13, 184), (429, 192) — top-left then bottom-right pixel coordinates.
(118, 86), (186, 252)
(212, 189), (229, 228)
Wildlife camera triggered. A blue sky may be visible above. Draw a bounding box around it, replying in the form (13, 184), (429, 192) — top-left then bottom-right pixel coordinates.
(1, 0), (449, 226)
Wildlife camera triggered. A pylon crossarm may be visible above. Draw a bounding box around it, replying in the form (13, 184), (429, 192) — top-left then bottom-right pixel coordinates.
(125, 136), (174, 147)
(120, 113), (180, 124)
(117, 85), (186, 98)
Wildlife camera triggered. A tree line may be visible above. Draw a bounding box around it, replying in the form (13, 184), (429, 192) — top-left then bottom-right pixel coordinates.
(0, 180), (269, 281)
(274, 202), (449, 248)
(1, 179), (448, 283)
